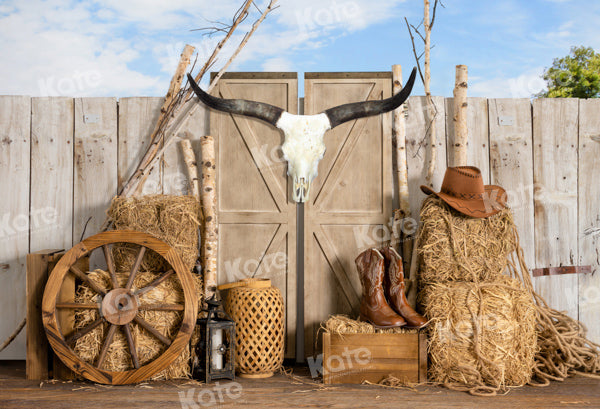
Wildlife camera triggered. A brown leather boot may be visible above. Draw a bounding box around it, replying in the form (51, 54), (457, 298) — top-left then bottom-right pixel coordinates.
(380, 246), (429, 329)
(355, 248), (406, 328)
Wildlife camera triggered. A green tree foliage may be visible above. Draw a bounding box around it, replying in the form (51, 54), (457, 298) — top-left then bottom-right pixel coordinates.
(537, 46), (600, 98)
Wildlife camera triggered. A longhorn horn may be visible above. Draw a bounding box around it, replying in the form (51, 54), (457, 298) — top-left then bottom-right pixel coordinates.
(187, 73), (284, 126)
(323, 67), (417, 129)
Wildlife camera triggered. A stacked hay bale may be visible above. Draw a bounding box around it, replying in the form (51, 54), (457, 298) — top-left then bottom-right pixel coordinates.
(72, 195), (203, 380)
(416, 197), (537, 393)
(107, 195), (202, 273)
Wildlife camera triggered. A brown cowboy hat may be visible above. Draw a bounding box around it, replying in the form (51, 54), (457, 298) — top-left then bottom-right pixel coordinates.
(420, 166), (507, 218)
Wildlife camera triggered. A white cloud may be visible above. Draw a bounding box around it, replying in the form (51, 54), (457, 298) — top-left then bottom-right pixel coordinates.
(470, 67), (546, 98)
(0, 0), (411, 97)
(262, 57), (294, 72)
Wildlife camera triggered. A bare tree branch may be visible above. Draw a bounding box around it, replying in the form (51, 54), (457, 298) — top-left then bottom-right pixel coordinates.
(405, 17), (425, 85)
(430, 0), (444, 30)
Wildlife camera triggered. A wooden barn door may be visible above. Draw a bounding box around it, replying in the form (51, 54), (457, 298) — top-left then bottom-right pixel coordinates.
(303, 73), (394, 356)
(210, 73), (298, 358)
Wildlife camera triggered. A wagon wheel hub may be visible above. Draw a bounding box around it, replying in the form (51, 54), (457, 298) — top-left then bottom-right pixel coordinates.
(101, 288), (139, 325)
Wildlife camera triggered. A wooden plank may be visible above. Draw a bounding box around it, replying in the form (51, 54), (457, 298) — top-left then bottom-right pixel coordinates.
(328, 333), (419, 346)
(30, 97), (74, 254)
(488, 99), (535, 268)
(0, 96), (31, 360)
(4, 361), (600, 408)
(406, 96), (447, 222)
(532, 98), (579, 319)
(578, 98), (600, 343)
(305, 72), (392, 79)
(419, 333), (428, 383)
(26, 252), (52, 379)
(30, 97), (76, 377)
(445, 97), (490, 182)
(163, 101), (208, 195)
(73, 98), (117, 268)
(322, 333), (331, 384)
(118, 97), (163, 194)
(328, 343), (418, 360)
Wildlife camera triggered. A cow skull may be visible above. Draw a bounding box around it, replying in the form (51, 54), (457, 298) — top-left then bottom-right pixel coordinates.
(187, 68), (416, 203)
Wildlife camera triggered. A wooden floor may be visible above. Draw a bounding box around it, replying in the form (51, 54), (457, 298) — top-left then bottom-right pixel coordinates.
(1, 361), (600, 408)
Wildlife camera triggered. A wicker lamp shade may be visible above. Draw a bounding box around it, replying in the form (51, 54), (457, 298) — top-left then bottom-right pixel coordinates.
(222, 279), (285, 378)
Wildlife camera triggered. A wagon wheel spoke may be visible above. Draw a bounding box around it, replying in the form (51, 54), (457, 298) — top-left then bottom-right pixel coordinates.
(56, 302), (99, 310)
(125, 246), (146, 291)
(134, 270), (175, 296)
(123, 323), (140, 369)
(134, 316), (172, 346)
(96, 324), (118, 369)
(138, 303), (185, 312)
(69, 265), (107, 296)
(102, 244), (119, 289)
(65, 317), (104, 346)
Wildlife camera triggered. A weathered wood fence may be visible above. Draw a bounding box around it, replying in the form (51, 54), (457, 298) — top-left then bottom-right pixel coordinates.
(1, 83), (599, 359)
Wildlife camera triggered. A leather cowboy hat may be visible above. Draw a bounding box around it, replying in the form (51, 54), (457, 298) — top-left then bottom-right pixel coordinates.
(420, 166), (507, 218)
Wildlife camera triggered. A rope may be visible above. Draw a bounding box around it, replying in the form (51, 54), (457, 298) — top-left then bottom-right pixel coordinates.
(507, 227), (600, 385)
(0, 317), (26, 353)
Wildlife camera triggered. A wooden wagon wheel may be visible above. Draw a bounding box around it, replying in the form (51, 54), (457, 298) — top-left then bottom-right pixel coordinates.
(41, 231), (198, 385)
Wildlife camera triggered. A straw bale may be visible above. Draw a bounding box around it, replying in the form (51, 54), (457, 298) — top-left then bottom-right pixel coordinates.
(107, 195), (201, 273)
(421, 276), (537, 388)
(417, 197), (516, 284)
(73, 269), (201, 380)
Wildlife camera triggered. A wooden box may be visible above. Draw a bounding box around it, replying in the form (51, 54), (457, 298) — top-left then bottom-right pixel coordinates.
(322, 332), (427, 385)
(26, 249), (89, 380)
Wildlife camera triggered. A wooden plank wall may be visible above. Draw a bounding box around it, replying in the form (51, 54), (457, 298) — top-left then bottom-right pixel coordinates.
(0, 96), (208, 359)
(1, 90), (599, 358)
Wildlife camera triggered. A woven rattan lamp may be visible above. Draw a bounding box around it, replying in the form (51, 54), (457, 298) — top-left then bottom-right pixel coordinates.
(219, 278), (285, 378)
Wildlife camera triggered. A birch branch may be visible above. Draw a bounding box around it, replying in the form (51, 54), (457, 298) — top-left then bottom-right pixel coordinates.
(208, 0), (279, 93)
(180, 138), (200, 198)
(125, 0), (279, 198)
(119, 44), (195, 198)
(117, 0), (275, 201)
(391, 65), (413, 278)
(423, 0), (437, 186)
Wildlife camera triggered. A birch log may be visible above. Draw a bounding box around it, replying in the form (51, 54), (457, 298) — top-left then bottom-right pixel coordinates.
(179, 138), (200, 198)
(131, 44), (195, 196)
(200, 135), (218, 300)
(453, 65), (468, 166)
(391, 65), (413, 277)
(423, 0), (437, 186)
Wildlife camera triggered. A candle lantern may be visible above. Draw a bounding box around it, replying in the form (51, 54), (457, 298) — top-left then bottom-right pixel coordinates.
(192, 296), (235, 382)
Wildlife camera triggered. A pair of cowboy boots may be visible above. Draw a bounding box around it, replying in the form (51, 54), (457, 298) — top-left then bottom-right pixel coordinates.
(355, 247), (429, 329)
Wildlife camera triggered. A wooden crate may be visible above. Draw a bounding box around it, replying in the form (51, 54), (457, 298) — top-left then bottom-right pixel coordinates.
(26, 249), (88, 380)
(322, 332), (427, 385)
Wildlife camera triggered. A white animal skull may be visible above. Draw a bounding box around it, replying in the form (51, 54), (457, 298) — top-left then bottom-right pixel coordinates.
(187, 68), (416, 203)
(277, 112), (330, 202)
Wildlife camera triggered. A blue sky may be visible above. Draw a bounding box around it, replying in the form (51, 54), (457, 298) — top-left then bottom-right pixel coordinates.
(0, 0), (598, 98)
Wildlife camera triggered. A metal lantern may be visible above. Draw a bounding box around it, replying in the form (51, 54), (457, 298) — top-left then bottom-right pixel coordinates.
(192, 296), (235, 382)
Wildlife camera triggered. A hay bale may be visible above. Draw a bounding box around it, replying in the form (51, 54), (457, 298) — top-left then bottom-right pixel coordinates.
(421, 276), (537, 388)
(73, 269), (202, 380)
(322, 315), (418, 335)
(418, 197), (516, 284)
(107, 195), (201, 273)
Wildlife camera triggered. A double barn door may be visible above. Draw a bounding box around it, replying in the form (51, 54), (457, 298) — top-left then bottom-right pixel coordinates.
(211, 72), (393, 359)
